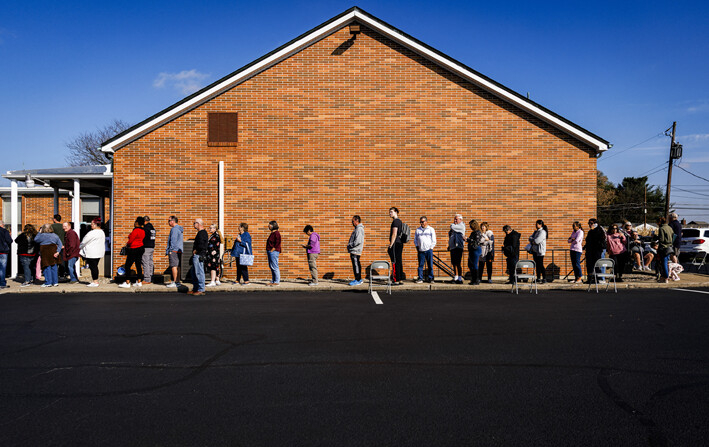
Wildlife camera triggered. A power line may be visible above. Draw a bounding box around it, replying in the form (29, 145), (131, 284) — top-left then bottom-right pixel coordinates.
(598, 132), (665, 162)
(675, 165), (709, 184)
(673, 187), (709, 198)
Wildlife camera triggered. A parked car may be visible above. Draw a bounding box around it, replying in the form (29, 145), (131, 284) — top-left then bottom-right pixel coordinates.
(679, 227), (709, 261)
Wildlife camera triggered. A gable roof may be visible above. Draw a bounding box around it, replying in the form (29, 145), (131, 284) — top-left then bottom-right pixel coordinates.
(101, 6), (610, 154)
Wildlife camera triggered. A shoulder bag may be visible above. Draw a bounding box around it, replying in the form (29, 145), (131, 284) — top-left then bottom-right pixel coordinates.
(239, 243), (254, 266)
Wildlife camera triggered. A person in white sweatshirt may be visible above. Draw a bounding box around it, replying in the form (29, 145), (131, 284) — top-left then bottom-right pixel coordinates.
(448, 214), (466, 284)
(414, 216), (437, 283)
(80, 218), (107, 287)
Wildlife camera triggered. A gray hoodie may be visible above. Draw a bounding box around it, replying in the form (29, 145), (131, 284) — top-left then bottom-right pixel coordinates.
(347, 224), (364, 255)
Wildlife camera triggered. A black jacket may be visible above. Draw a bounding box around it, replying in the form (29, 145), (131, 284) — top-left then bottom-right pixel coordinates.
(0, 227), (12, 254)
(585, 226), (606, 252)
(193, 229), (209, 255)
(15, 233), (38, 256)
(143, 223), (156, 249)
(502, 230), (521, 258)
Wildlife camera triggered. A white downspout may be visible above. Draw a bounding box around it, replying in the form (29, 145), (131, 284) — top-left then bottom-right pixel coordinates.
(10, 180), (18, 279)
(219, 161), (225, 256)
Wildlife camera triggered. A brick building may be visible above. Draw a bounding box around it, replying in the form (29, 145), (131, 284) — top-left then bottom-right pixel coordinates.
(101, 7), (609, 281)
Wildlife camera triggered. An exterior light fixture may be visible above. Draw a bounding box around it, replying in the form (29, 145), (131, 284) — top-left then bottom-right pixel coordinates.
(25, 174), (35, 188)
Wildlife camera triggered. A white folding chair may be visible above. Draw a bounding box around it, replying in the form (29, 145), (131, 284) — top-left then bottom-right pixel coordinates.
(512, 260), (537, 294)
(369, 260), (392, 295)
(587, 258), (617, 293)
(690, 252), (708, 274)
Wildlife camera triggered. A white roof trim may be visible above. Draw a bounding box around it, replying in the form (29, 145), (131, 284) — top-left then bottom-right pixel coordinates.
(101, 9), (608, 153)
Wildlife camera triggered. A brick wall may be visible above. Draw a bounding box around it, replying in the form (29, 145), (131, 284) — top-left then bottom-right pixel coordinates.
(113, 25), (598, 281)
(1, 194), (109, 231)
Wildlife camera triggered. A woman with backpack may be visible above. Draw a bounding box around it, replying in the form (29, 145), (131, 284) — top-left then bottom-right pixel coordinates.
(467, 219), (484, 285)
(448, 214), (466, 284)
(528, 220), (548, 284)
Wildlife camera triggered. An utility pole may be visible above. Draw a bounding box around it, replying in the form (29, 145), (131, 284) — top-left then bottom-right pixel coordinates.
(664, 122), (677, 220)
(643, 186), (647, 230)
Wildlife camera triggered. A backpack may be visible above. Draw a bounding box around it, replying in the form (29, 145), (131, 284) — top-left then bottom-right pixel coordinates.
(400, 222), (411, 243)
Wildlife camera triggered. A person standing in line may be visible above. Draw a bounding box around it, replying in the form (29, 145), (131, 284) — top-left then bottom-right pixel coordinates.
(529, 220), (548, 284)
(119, 217), (145, 289)
(266, 221), (282, 286)
(231, 223), (252, 285)
(302, 225), (320, 286)
(62, 222), (80, 284)
(165, 216), (183, 288)
(668, 212), (682, 263)
(478, 222), (494, 283)
(657, 216), (674, 284)
(568, 221), (584, 284)
(80, 218), (106, 287)
(51, 214), (66, 278)
(606, 224), (628, 282)
(141, 216), (156, 284)
(15, 224), (38, 287)
(448, 214), (466, 284)
(467, 220), (484, 285)
(414, 216), (436, 283)
(205, 224), (222, 287)
(584, 218), (606, 283)
(0, 220), (13, 289)
(388, 207), (404, 285)
(347, 215), (364, 286)
(35, 224), (63, 287)
(188, 218), (209, 295)
(502, 225), (520, 284)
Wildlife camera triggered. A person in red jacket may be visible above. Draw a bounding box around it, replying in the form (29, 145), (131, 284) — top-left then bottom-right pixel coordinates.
(119, 217), (146, 288)
(62, 222), (81, 284)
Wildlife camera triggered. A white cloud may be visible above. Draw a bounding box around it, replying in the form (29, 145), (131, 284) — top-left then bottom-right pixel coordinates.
(681, 100), (709, 114)
(153, 69), (210, 95)
(679, 133), (709, 142)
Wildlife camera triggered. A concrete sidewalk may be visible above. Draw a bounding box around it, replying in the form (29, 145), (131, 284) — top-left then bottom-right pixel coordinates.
(2, 270), (708, 294)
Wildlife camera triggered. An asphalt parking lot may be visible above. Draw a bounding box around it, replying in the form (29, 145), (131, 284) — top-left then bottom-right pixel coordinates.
(1, 288), (708, 446)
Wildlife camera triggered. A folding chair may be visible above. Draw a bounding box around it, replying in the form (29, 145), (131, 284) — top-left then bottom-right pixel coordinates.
(512, 260), (537, 294)
(369, 260), (392, 295)
(690, 252), (708, 274)
(587, 258), (617, 293)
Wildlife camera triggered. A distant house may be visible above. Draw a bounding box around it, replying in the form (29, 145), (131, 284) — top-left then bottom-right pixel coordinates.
(100, 7), (610, 279)
(686, 221), (709, 228)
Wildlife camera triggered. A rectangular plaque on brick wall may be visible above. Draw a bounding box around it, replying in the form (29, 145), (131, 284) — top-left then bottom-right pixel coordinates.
(208, 112), (238, 146)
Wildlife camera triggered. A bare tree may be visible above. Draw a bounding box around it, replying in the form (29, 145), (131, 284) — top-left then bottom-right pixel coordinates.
(65, 119), (131, 166)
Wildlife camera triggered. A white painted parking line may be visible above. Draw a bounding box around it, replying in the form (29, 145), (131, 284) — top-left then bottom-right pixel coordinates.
(671, 288), (709, 295)
(371, 291), (383, 305)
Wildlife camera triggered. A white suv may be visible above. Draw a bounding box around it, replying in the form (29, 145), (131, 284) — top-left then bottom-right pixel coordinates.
(679, 227), (709, 259)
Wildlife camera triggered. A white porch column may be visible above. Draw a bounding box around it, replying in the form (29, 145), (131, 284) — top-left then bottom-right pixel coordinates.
(218, 161), (224, 255)
(53, 187), (59, 215)
(72, 179), (80, 225)
(10, 180), (19, 279)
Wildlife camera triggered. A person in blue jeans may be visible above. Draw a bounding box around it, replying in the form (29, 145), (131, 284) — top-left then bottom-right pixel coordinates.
(467, 220), (484, 285)
(0, 220), (12, 288)
(15, 224), (38, 286)
(266, 221), (281, 285)
(188, 218), (208, 295)
(414, 216), (437, 283)
(34, 224), (63, 287)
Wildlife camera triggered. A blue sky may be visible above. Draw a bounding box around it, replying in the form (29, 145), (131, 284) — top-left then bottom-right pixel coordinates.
(1, 0), (708, 220)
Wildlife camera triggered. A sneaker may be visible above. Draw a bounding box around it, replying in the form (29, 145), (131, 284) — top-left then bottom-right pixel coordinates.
(206, 282), (217, 287)
(21, 282), (32, 287)
(348, 280), (358, 286)
(41, 284), (52, 288)
(308, 282), (319, 286)
(132, 282), (142, 287)
(215, 280), (221, 286)
(87, 282), (99, 287)
(53, 283), (59, 287)
(192, 291), (205, 296)
(415, 278), (423, 284)
(166, 282), (177, 288)
(69, 280), (78, 285)
(242, 281), (250, 285)
(118, 283), (131, 289)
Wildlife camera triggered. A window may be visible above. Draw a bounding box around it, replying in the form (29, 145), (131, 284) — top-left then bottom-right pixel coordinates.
(683, 229), (700, 237)
(2, 197), (21, 227)
(208, 112), (238, 146)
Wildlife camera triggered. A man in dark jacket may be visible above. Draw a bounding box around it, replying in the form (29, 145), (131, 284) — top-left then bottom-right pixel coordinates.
(141, 216), (156, 284)
(584, 218), (606, 283)
(502, 225), (521, 284)
(0, 220), (13, 288)
(62, 222), (80, 284)
(188, 218), (209, 296)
